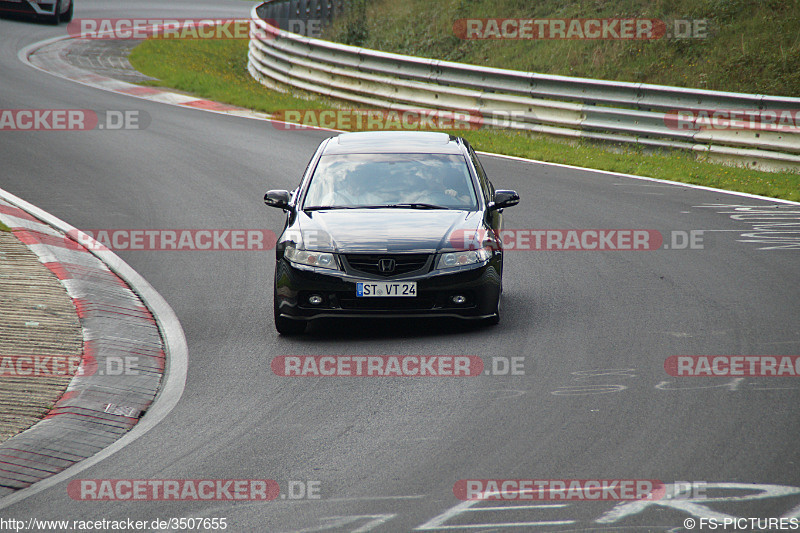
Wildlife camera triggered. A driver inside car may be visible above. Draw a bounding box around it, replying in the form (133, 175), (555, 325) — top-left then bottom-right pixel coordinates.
(407, 167), (473, 206)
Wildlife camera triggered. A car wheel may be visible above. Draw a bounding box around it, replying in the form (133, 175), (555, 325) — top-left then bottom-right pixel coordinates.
(48, 0), (61, 24)
(274, 293), (306, 335)
(60, 0), (73, 22)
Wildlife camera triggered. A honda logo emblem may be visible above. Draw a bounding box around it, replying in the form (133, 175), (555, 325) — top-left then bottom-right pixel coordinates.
(378, 258), (396, 273)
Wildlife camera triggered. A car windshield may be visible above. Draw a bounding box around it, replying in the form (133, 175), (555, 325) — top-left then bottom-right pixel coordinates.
(303, 153), (479, 210)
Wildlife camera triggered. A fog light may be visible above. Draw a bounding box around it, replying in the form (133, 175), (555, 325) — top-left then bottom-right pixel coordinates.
(451, 295), (467, 305)
(308, 294), (324, 305)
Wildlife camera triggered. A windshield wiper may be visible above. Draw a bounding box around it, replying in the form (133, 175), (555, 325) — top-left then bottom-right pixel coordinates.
(365, 203), (450, 210)
(303, 205), (359, 211)
(305, 203), (450, 211)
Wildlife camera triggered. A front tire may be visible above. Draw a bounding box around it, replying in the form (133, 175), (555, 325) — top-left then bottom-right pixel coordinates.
(274, 291), (306, 335)
(48, 0), (61, 24)
(60, 0), (73, 22)
(484, 288), (501, 326)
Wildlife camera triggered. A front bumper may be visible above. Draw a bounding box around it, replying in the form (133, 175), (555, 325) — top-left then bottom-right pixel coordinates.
(275, 256), (501, 321)
(0, 1), (58, 16)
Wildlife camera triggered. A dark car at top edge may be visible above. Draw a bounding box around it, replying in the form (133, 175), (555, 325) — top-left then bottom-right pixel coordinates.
(0, 0), (73, 24)
(263, 131), (519, 335)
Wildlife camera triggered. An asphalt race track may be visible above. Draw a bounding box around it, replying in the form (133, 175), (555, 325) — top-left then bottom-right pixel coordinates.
(1, 1), (799, 531)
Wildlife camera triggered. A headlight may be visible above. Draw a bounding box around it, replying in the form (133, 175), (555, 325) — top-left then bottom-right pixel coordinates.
(437, 247), (492, 270)
(284, 245), (338, 270)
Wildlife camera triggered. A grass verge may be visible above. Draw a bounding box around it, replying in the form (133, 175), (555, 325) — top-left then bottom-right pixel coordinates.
(129, 38), (799, 202)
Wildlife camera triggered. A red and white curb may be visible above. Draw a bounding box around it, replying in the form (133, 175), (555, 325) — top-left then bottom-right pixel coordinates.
(18, 33), (275, 122)
(0, 190), (187, 508)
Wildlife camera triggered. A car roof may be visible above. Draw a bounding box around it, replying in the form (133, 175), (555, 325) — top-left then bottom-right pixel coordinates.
(321, 131), (467, 155)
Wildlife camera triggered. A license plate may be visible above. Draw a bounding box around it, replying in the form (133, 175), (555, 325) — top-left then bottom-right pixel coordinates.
(356, 281), (417, 297)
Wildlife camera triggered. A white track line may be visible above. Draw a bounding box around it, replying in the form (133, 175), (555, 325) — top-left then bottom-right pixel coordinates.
(478, 151), (800, 206)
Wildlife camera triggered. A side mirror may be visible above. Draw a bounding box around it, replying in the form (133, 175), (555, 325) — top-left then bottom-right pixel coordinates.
(264, 190), (292, 210)
(489, 190), (520, 211)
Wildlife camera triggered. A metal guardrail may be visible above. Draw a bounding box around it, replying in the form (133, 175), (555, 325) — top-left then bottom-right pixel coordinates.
(254, 0), (345, 36)
(248, 1), (800, 171)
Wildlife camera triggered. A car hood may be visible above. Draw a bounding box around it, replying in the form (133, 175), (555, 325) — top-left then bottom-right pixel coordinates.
(295, 209), (482, 253)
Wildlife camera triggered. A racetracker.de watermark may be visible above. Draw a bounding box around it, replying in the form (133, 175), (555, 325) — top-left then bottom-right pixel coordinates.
(0, 355), (143, 378)
(271, 109), (482, 131)
(0, 110), (149, 131)
(270, 355), (514, 377)
(449, 229), (706, 251)
(67, 229), (706, 252)
(68, 229), (276, 251)
(453, 18), (708, 40)
(67, 18), (251, 39)
(665, 109), (800, 131)
(453, 479), (666, 501)
(67, 18), (322, 39)
(665, 356), (800, 377)
(0, 355), (83, 377)
(67, 479), (280, 501)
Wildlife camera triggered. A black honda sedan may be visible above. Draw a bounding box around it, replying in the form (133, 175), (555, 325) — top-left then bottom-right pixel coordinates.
(264, 131), (519, 335)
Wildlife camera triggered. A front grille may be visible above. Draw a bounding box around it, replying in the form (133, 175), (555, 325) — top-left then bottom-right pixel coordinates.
(344, 254), (430, 277)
